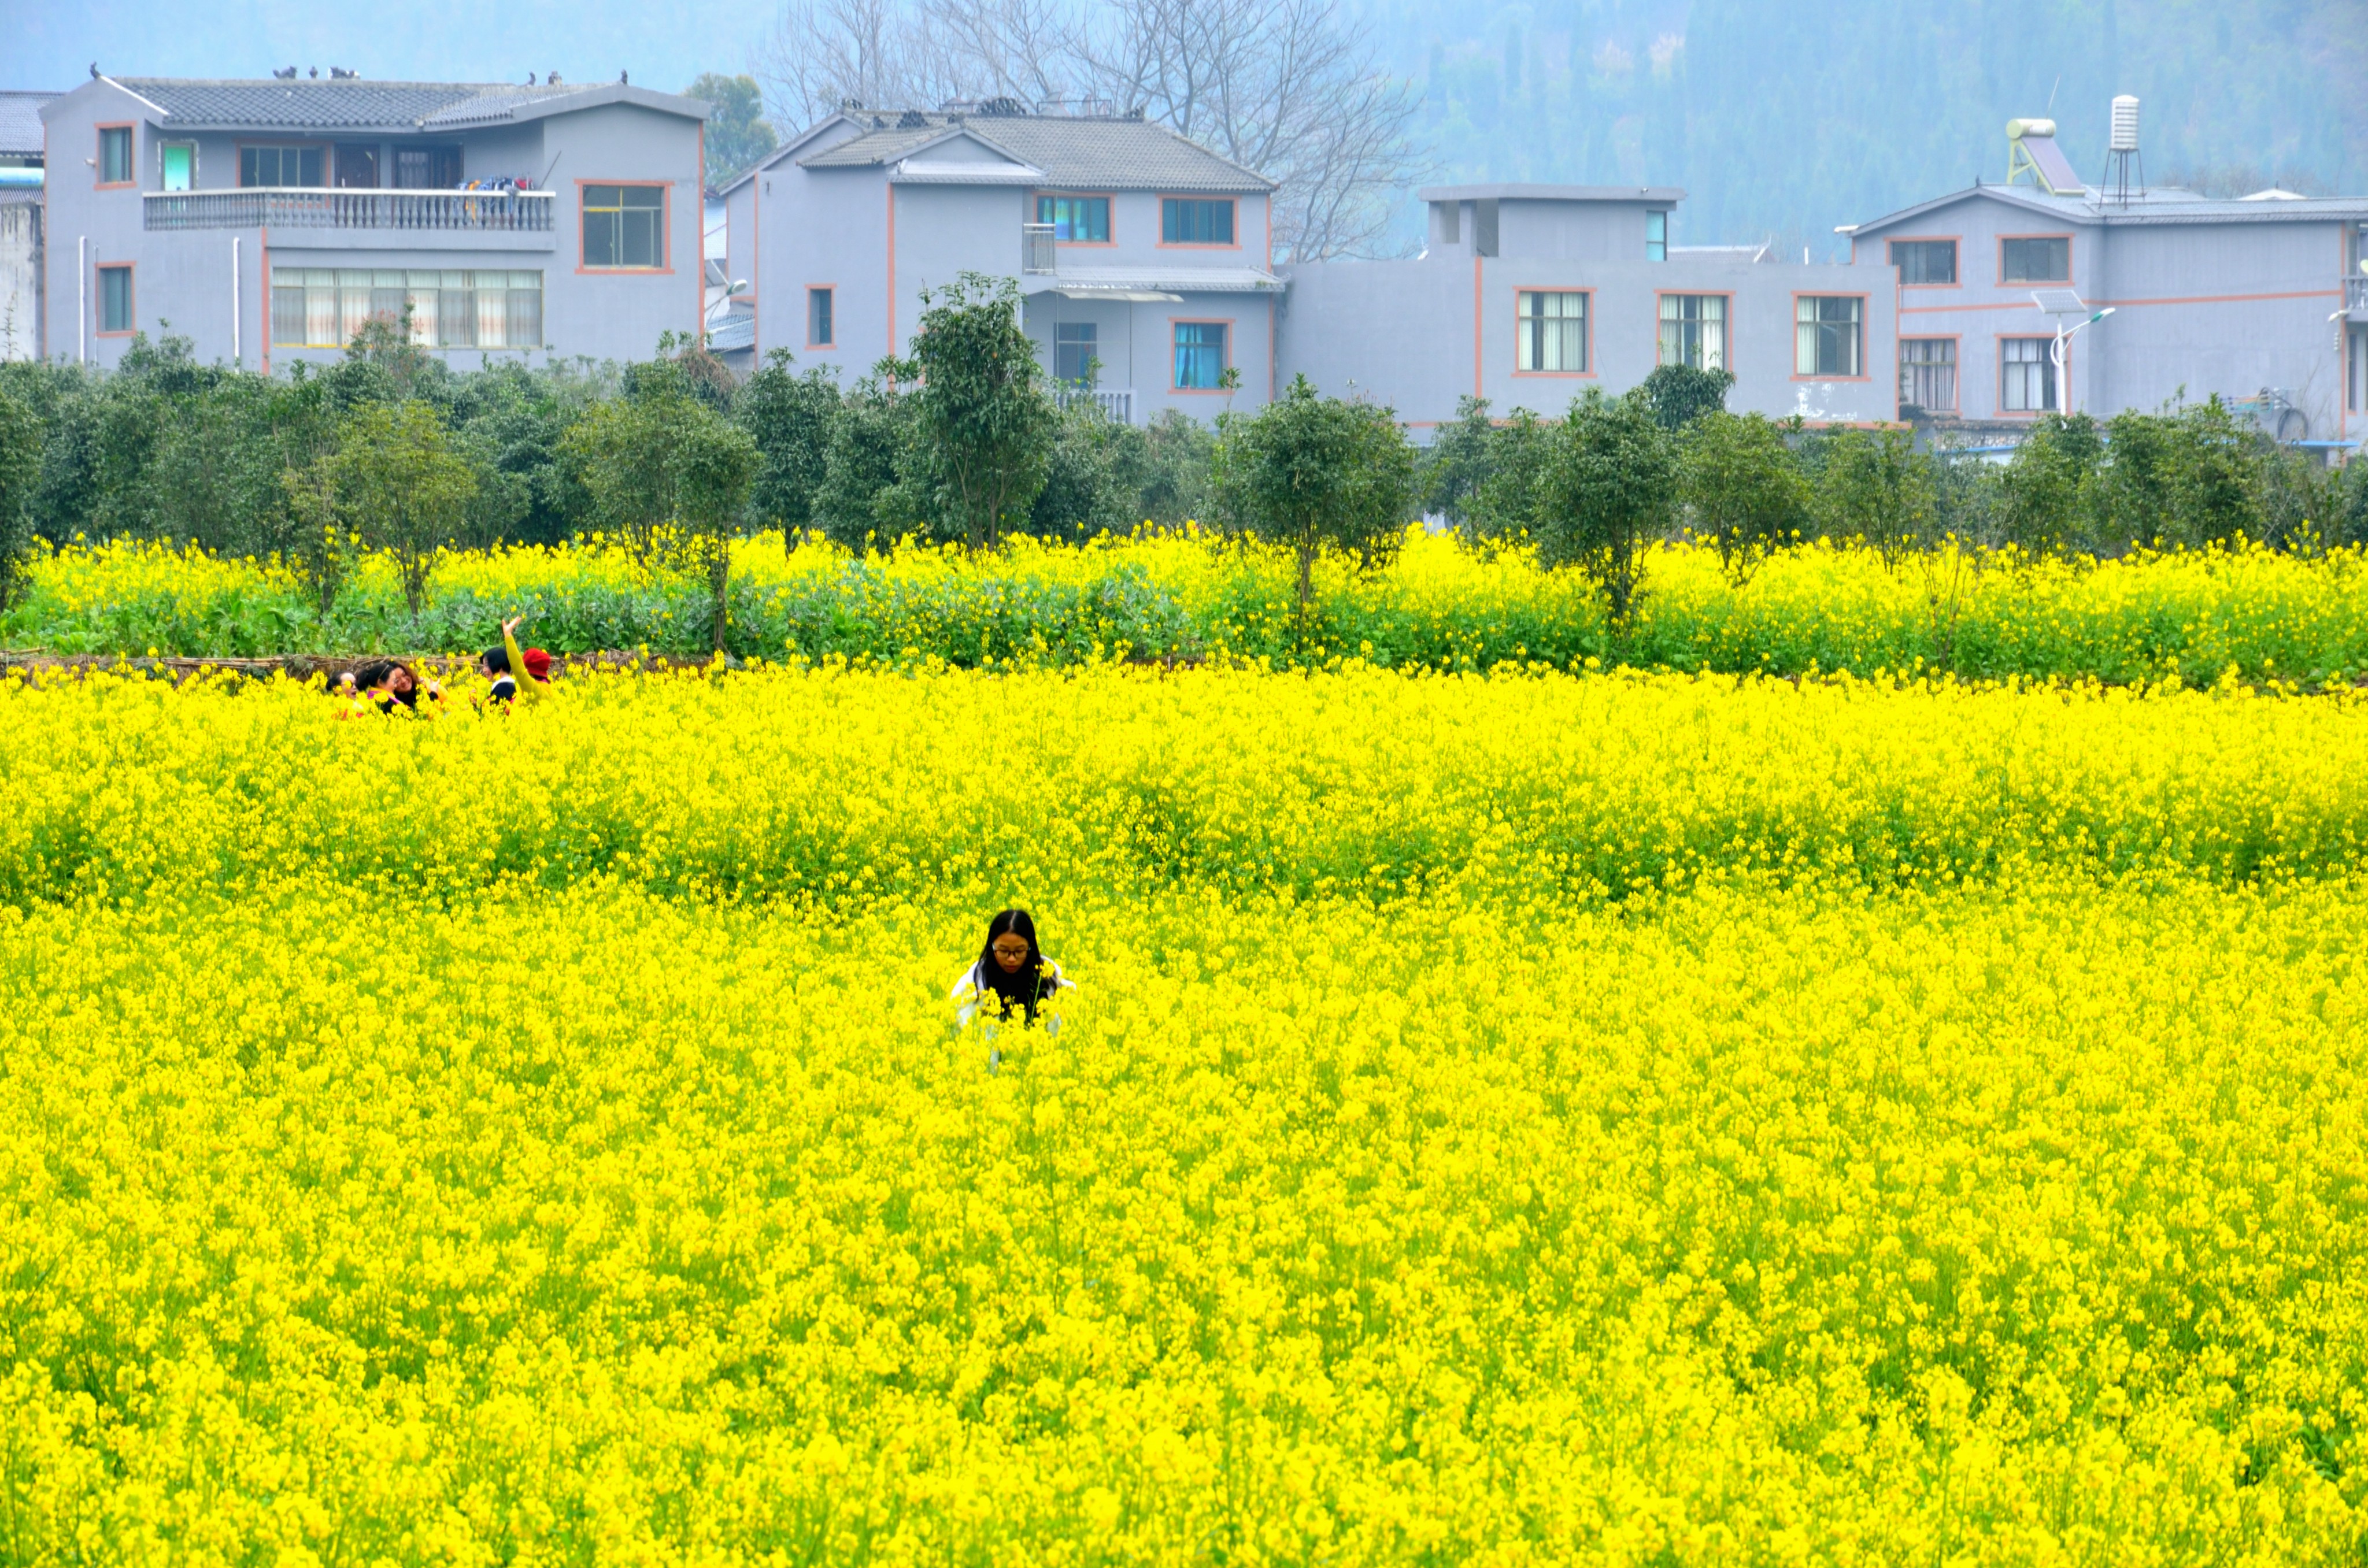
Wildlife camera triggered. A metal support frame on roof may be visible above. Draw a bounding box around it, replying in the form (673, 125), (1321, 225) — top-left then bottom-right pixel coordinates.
(2007, 118), (2085, 195)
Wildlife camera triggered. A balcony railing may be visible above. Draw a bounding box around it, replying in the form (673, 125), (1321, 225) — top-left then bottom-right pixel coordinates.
(1056, 387), (1133, 424)
(146, 188), (555, 233)
(1023, 222), (1057, 274)
(2350, 276), (2368, 314)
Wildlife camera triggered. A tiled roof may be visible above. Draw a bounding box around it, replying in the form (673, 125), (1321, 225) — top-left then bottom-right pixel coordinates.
(97, 78), (702, 132)
(802, 111), (1272, 192)
(1851, 181), (2368, 234)
(0, 91), (56, 157)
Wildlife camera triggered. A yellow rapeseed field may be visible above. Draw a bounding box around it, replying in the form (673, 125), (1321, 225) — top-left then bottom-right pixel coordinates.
(3, 662), (2366, 1565)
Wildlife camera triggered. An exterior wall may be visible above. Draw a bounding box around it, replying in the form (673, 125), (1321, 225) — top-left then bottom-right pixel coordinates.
(41, 80), (156, 367)
(1423, 197), (1666, 264)
(545, 101), (702, 363)
(1030, 188), (1274, 270)
(2088, 220), (2349, 438)
(1281, 254), (1896, 430)
(0, 197), (39, 359)
(1022, 288), (1275, 422)
(38, 80), (700, 371)
(749, 160), (885, 375)
(1856, 191), (2355, 440)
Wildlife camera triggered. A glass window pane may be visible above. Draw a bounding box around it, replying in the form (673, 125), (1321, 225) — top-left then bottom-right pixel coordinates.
(1174, 321), (1226, 388)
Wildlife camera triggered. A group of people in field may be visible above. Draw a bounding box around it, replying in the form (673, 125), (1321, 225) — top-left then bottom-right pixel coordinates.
(334, 624), (1072, 1052)
(336, 617), (552, 718)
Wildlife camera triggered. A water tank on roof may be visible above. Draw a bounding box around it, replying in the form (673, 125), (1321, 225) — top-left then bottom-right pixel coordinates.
(2110, 96), (2140, 153)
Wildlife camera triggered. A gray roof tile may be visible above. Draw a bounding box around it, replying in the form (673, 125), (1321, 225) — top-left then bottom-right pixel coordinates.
(801, 111), (1272, 192)
(0, 91), (56, 157)
(101, 78), (702, 133)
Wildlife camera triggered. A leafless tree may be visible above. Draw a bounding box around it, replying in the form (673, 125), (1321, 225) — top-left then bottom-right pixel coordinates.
(1074, 0), (1425, 260)
(757, 0), (969, 127)
(756, 0), (1427, 261)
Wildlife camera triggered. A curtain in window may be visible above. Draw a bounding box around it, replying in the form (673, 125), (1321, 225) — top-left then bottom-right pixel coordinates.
(1898, 339), (1958, 412)
(1657, 295), (1725, 370)
(1517, 291), (1587, 372)
(1174, 323), (1226, 389)
(2001, 338), (2056, 412)
(1795, 296), (1862, 377)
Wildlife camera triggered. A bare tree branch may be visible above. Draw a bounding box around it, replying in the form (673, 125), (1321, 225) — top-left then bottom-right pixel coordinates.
(757, 0), (1429, 259)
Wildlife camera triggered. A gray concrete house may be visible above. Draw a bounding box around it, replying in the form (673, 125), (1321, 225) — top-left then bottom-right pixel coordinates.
(1281, 184), (1899, 431)
(716, 102), (1279, 423)
(1, 91), (51, 361)
(1844, 170), (2368, 447)
(39, 73), (711, 372)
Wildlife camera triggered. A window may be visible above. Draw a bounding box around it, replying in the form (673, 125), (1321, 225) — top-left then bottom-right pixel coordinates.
(2001, 236), (2071, 283)
(242, 145), (324, 188)
(271, 268), (542, 350)
(1161, 198), (1234, 246)
(97, 265), (132, 333)
(334, 143), (380, 190)
(97, 126), (134, 187)
(98, 126), (133, 185)
(1795, 295), (1863, 377)
(2347, 328), (2362, 414)
(1173, 321), (1227, 388)
(1036, 195), (1109, 243)
(1516, 290), (1587, 373)
(1056, 321), (1097, 384)
(808, 287), (834, 347)
(1899, 339), (1957, 412)
(1646, 210), (1667, 262)
(394, 146), (464, 189)
(1657, 294), (1725, 370)
(1473, 198), (1499, 258)
(1889, 240), (1956, 284)
(2001, 337), (2056, 412)
(160, 143), (194, 192)
(583, 185), (667, 269)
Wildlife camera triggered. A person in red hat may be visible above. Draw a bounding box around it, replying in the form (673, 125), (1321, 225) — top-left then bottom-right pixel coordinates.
(489, 616), (549, 707)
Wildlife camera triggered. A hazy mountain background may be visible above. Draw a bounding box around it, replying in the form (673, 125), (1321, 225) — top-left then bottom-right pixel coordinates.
(8, 0), (2362, 251)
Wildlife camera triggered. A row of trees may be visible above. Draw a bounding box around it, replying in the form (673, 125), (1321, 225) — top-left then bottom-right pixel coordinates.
(3, 293), (2365, 649)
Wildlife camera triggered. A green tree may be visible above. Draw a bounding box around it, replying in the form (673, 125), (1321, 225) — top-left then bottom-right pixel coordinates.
(1816, 426), (1937, 568)
(565, 381), (760, 651)
(811, 373), (931, 551)
(1997, 413), (2104, 558)
(1464, 407), (1552, 545)
(906, 274), (1058, 552)
(331, 401), (480, 625)
(664, 402), (761, 651)
(737, 350), (842, 539)
(688, 73), (779, 188)
(1680, 410), (1810, 584)
(0, 380), (39, 612)
(1216, 373), (1415, 610)
(1030, 403), (1137, 543)
(1638, 362), (1737, 431)
(1534, 389), (1677, 629)
(1420, 395), (1500, 534)
(275, 452), (358, 624)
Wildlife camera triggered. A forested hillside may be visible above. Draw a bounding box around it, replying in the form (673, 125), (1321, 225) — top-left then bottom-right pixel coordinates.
(1372, 0), (2368, 251)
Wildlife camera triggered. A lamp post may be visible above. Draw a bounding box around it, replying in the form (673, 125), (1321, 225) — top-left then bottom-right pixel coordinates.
(2051, 306), (2114, 416)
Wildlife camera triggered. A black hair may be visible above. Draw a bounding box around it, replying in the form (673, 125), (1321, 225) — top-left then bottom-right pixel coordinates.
(481, 646), (512, 675)
(350, 658), (417, 709)
(975, 908), (1051, 1020)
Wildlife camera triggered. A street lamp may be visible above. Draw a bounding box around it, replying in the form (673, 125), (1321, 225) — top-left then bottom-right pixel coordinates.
(2033, 291), (2114, 415)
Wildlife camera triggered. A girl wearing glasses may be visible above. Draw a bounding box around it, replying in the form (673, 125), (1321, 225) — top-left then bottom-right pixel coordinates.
(952, 909), (1073, 1066)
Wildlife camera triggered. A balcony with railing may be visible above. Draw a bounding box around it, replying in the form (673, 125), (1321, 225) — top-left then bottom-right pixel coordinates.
(1023, 222), (1057, 274)
(2349, 275), (2368, 315)
(1055, 387), (1134, 424)
(146, 188), (555, 233)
